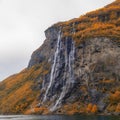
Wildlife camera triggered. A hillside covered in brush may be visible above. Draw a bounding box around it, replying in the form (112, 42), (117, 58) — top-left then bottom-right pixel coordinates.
(0, 0), (120, 115)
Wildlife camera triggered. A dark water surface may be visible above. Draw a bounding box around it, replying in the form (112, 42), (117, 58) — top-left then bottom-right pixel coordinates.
(0, 115), (119, 120)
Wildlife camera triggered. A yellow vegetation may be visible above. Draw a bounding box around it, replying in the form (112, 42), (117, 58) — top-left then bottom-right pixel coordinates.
(0, 63), (49, 114)
(107, 90), (120, 112)
(61, 102), (85, 115)
(110, 90), (120, 103)
(86, 103), (98, 113)
(54, 0), (120, 46)
(116, 103), (120, 112)
(86, 103), (93, 113)
(91, 105), (98, 113)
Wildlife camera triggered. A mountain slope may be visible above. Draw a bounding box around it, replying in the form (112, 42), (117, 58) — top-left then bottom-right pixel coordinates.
(0, 0), (120, 115)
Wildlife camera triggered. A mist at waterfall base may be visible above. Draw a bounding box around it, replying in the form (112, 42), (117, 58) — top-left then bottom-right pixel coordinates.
(0, 115), (119, 120)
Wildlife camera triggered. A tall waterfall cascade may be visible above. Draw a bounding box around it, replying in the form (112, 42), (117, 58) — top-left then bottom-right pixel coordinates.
(43, 29), (75, 111)
(43, 30), (61, 102)
(51, 40), (75, 111)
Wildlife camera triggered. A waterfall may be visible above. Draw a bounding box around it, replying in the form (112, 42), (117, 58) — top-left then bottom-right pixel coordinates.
(72, 23), (76, 34)
(69, 41), (75, 83)
(43, 30), (61, 102)
(42, 28), (75, 111)
(65, 37), (68, 68)
(50, 40), (75, 111)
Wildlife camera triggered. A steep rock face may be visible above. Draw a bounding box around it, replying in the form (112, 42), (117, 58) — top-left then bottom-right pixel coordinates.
(28, 29), (120, 112)
(28, 26), (59, 68)
(23, 0), (120, 114)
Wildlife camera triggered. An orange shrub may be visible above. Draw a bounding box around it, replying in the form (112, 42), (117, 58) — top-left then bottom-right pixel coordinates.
(116, 103), (120, 112)
(110, 90), (120, 103)
(91, 105), (98, 113)
(86, 103), (93, 113)
(86, 103), (98, 113)
(33, 107), (49, 114)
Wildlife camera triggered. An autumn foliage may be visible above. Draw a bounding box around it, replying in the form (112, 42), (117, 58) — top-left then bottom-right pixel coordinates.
(86, 103), (98, 113)
(116, 103), (120, 112)
(61, 103), (98, 115)
(0, 62), (49, 114)
(25, 106), (49, 115)
(55, 0), (120, 46)
(61, 102), (86, 115)
(107, 90), (120, 112)
(110, 90), (120, 103)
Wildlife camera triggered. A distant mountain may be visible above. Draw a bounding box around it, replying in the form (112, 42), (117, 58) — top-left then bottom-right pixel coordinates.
(0, 0), (120, 115)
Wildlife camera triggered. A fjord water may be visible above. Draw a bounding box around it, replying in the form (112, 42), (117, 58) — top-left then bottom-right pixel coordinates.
(0, 115), (120, 120)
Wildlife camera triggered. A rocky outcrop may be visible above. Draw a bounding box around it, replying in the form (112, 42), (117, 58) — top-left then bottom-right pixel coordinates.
(28, 27), (120, 112)
(28, 26), (59, 68)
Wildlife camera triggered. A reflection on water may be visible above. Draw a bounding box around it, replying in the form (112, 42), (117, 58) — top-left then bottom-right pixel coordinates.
(0, 115), (120, 120)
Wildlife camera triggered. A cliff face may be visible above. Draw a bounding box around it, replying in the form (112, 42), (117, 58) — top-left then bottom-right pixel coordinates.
(0, 0), (120, 115)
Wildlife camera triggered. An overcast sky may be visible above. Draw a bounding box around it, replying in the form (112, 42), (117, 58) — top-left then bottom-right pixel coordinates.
(0, 0), (114, 81)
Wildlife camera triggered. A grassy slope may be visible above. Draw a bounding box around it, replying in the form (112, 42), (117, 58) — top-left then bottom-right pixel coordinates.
(55, 0), (120, 46)
(0, 63), (49, 114)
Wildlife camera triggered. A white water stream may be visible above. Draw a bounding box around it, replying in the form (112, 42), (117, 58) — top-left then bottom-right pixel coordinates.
(51, 40), (75, 111)
(43, 29), (75, 111)
(43, 31), (61, 102)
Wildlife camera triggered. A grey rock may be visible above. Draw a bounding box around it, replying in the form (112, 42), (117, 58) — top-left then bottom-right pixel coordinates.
(28, 24), (120, 112)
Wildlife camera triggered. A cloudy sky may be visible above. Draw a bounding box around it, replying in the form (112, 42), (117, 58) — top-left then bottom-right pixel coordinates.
(0, 0), (114, 81)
